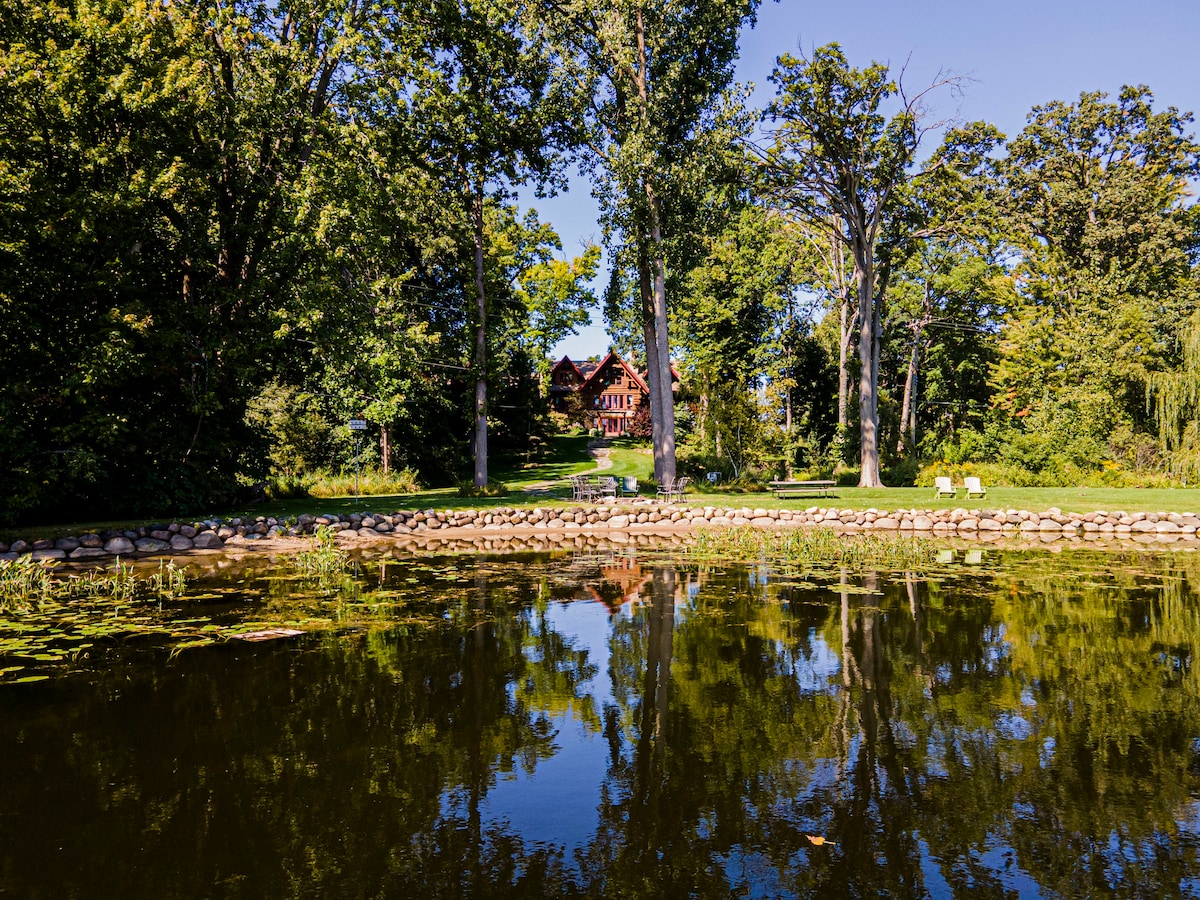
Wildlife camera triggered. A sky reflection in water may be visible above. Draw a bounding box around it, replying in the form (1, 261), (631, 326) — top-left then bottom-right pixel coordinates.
(2, 545), (1200, 898)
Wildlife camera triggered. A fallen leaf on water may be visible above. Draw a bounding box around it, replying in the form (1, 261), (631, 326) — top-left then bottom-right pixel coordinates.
(807, 835), (835, 847)
(230, 628), (305, 642)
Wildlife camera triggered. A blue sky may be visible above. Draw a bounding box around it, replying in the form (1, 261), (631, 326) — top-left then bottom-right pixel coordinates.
(539, 0), (1200, 361)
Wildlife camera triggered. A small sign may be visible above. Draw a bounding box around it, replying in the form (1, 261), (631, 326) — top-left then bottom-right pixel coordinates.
(349, 419), (367, 431)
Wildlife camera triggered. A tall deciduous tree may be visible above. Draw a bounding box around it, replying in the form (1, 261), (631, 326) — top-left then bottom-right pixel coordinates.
(762, 44), (996, 486)
(0, 0), (380, 520)
(395, 0), (576, 487)
(541, 0), (760, 482)
(993, 87), (1200, 456)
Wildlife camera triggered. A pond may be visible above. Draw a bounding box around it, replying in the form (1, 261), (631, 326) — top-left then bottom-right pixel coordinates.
(3, 541), (1200, 897)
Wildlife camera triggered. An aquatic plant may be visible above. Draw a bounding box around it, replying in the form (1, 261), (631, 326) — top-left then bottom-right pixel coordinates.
(1, 557), (190, 609)
(684, 527), (938, 569)
(64, 558), (141, 602)
(147, 560), (188, 599)
(0, 556), (55, 608)
(293, 526), (351, 582)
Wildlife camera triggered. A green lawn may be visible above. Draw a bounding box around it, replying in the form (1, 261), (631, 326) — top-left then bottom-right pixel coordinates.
(7, 440), (1200, 544)
(488, 434), (600, 489)
(713, 485), (1200, 516)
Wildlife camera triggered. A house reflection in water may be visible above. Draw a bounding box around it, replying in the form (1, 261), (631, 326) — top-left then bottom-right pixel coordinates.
(556, 551), (701, 613)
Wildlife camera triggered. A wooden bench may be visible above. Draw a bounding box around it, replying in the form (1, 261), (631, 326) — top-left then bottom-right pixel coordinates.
(770, 480), (837, 499)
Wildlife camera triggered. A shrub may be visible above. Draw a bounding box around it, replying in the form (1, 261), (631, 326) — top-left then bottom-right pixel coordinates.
(265, 473), (315, 500)
(307, 467), (421, 498)
(456, 480), (509, 498)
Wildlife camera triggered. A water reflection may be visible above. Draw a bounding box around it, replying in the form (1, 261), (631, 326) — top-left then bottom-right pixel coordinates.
(3, 548), (1200, 897)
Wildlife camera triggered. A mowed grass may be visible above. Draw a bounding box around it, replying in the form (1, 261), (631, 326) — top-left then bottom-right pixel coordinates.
(7, 438), (1200, 544)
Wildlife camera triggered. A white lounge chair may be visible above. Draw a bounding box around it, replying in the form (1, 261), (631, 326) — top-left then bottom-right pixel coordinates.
(964, 476), (987, 499)
(934, 476), (956, 499)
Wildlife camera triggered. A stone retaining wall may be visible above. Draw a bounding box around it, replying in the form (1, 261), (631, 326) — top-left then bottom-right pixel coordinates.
(3, 501), (1199, 562)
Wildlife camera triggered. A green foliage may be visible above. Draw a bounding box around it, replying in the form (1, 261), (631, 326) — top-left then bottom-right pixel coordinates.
(993, 86), (1200, 456)
(456, 480), (510, 498)
(686, 526), (937, 568)
(292, 527), (348, 580)
(0, 556), (187, 609)
(306, 468), (421, 499)
(764, 42), (1002, 485)
(0, 557), (55, 609)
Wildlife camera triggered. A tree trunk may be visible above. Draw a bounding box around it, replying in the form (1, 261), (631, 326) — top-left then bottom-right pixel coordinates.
(857, 257), (883, 487)
(645, 181), (676, 483)
(471, 182), (488, 488)
(380, 422), (391, 476)
(639, 239), (664, 482)
(634, 6), (675, 484)
(897, 332), (919, 455)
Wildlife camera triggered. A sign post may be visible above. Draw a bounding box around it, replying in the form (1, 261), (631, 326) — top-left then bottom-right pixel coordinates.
(349, 419), (367, 502)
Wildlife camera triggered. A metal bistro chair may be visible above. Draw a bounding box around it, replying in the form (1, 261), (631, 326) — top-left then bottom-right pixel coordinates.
(597, 475), (618, 501)
(655, 475), (675, 502)
(570, 475), (599, 502)
(670, 475), (690, 503)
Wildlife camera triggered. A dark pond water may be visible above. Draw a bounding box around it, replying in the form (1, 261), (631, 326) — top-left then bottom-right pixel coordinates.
(4, 543), (1200, 897)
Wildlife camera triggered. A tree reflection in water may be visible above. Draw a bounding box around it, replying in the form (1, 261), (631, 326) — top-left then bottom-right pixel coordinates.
(2, 549), (1200, 897)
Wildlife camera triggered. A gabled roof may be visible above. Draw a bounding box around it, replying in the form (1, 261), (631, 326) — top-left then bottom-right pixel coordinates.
(579, 351), (649, 394)
(550, 355), (585, 382)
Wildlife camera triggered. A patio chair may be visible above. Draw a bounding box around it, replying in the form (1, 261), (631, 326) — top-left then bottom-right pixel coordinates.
(597, 475), (618, 501)
(620, 476), (639, 497)
(934, 476), (956, 499)
(655, 475), (675, 502)
(669, 475), (690, 503)
(964, 476), (987, 499)
(569, 475), (598, 502)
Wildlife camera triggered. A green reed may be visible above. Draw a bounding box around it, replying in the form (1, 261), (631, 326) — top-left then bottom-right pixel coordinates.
(293, 526), (350, 578)
(686, 527), (938, 569)
(1, 556), (190, 608)
(0, 556), (56, 608)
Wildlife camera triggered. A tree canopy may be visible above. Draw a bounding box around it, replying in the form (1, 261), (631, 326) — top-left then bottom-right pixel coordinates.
(3, 3), (1200, 523)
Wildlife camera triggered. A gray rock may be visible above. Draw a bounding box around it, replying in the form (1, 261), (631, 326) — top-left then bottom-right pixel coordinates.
(31, 549), (66, 560)
(69, 547), (109, 559)
(193, 532), (224, 549)
(79, 533), (103, 548)
(104, 537), (135, 554)
(169, 535), (194, 550)
(135, 538), (170, 552)
(9, 540), (30, 554)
